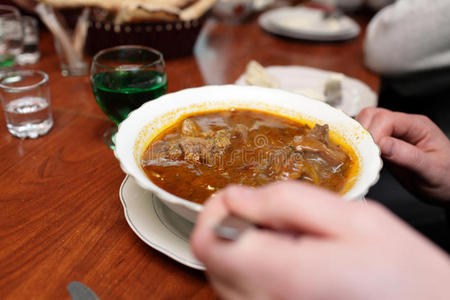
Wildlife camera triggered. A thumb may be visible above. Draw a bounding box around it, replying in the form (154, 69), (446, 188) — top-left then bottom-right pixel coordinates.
(379, 136), (429, 175)
(222, 182), (361, 237)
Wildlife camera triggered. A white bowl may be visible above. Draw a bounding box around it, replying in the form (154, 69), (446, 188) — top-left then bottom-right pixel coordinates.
(114, 85), (382, 222)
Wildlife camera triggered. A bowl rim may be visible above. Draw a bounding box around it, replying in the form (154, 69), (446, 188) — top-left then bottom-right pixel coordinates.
(114, 84), (382, 213)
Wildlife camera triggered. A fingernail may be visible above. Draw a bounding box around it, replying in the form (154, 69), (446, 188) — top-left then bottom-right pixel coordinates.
(380, 137), (395, 158)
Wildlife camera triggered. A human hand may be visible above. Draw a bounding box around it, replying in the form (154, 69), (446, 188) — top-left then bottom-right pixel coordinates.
(356, 107), (450, 205)
(191, 182), (450, 300)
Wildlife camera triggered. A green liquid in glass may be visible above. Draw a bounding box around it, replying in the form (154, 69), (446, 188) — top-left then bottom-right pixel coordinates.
(0, 54), (15, 68)
(92, 70), (167, 124)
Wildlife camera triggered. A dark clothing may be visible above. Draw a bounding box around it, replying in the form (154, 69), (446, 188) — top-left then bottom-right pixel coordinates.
(378, 66), (450, 135)
(368, 67), (450, 253)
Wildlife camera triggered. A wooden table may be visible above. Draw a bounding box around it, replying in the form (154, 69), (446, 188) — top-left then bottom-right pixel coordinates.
(0, 11), (378, 299)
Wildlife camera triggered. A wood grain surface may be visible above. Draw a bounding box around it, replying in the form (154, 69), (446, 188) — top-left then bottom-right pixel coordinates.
(0, 9), (379, 299)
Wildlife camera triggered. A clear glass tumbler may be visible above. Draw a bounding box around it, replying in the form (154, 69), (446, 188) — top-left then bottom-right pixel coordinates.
(0, 70), (53, 139)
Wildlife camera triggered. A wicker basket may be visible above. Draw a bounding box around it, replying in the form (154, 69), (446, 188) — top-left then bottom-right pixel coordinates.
(84, 16), (207, 59)
(58, 7), (209, 60)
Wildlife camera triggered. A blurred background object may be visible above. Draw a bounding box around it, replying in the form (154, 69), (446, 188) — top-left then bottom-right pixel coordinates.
(253, 0), (275, 11)
(212, 0), (254, 24)
(16, 15), (40, 65)
(332, 0), (394, 11)
(12, 0), (89, 76)
(15, 0), (218, 62)
(0, 4), (23, 69)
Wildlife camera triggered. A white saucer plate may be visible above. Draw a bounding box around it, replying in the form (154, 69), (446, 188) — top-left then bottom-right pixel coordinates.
(235, 65), (377, 117)
(259, 6), (360, 41)
(120, 175), (367, 270)
(120, 175), (205, 270)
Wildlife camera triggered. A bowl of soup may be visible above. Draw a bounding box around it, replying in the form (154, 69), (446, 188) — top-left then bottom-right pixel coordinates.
(114, 85), (382, 222)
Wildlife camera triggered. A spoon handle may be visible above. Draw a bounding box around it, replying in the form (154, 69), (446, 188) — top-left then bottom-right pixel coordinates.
(214, 214), (255, 241)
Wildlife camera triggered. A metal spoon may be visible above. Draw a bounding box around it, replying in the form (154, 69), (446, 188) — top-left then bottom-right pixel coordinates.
(67, 281), (100, 300)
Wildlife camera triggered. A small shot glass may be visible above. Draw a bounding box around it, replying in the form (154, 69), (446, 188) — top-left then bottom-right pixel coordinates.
(17, 16), (41, 65)
(0, 70), (53, 139)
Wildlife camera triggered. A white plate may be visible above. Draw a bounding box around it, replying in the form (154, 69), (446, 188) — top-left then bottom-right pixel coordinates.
(235, 65), (377, 116)
(120, 174), (366, 271)
(120, 175), (205, 270)
(120, 174), (367, 271)
(259, 6), (360, 41)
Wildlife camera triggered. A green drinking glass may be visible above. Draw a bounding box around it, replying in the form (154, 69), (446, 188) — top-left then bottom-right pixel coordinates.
(90, 45), (167, 149)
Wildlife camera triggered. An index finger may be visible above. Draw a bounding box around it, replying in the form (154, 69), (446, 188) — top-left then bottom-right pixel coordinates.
(357, 108), (432, 145)
(190, 188), (235, 265)
(222, 181), (363, 237)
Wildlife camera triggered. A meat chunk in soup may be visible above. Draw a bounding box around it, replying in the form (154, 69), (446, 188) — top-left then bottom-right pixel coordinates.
(179, 137), (214, 163)
(307, 123), (329, 144)
(292, 124), (349, 168)
(142, 140), (183, 164)
(232, 124), (248, 144)
(181, 119), (202, 137)
(214, 129), (232, 148)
